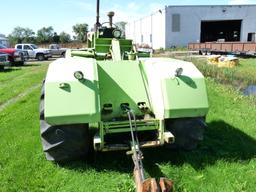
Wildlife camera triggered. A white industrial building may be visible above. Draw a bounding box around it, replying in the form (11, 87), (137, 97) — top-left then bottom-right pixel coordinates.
(125, 5), (256, 49)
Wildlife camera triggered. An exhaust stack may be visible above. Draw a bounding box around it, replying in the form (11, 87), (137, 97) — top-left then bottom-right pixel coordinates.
(95, 0), (101, 31)
(107, 11), (115, 28)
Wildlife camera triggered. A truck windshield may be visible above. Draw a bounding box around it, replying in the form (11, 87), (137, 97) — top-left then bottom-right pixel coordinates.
(31, 44), (38, 49)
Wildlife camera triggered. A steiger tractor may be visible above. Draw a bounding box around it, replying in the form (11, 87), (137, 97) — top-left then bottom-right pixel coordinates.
(40, 0), (209, 191)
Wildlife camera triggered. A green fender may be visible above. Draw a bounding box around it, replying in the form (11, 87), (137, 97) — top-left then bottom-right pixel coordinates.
(44, 57), (101, 125)
(140, 58), (209, 119)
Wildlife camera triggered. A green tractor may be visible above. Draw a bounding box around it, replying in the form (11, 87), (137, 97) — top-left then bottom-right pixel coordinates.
(40, 0), (208, 191)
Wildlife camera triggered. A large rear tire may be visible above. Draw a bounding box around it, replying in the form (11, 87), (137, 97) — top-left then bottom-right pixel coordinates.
(40, 81), (89, 161)
(165, 118), (206, 150)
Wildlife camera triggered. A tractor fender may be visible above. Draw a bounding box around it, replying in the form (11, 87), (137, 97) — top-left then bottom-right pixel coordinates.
(141, 58), (209, 119)
(44, 57), (101, 125)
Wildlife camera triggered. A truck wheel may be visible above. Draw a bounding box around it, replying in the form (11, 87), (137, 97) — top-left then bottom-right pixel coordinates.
(165, 117), (206, 150)
(61, 52), (65, 57)
(37, 54), (45, 61)
(39, 81), (89, 161)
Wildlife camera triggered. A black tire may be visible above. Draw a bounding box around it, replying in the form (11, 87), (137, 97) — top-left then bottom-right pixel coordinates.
(37, 54), (45, 61)
(61, 52), (65, 57)
(165, 117), (206, 150)
(40, 81), (89, 161)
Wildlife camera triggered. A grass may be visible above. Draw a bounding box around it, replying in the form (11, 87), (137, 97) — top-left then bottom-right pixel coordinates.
(0, 64), (48, 105)
(176, 56), (256, 91)
(156, 47), (188, 52)
(0, 61), (256, 191)
(193, 58), (256, 88)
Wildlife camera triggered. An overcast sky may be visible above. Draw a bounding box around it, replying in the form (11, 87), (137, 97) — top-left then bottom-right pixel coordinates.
(1, 0), (256, 36)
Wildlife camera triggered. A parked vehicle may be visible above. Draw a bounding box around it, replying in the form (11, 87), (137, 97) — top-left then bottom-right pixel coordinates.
(188, 42), (256, 56)
(15, 44), (52, 61)
(0, 52), (9, 70)
(0, 44), (28, 65)
(49, 44), (67, 57)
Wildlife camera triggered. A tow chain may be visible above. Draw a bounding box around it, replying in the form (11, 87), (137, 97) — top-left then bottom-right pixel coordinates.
(122, 104), (173, 192)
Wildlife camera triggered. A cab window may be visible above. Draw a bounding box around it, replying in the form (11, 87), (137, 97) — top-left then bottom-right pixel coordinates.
(24, 45), (32, 50)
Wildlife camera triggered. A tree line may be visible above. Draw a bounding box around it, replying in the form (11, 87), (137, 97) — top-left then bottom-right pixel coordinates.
(8, 23), (89, 46)
(8, 22), (127, 46)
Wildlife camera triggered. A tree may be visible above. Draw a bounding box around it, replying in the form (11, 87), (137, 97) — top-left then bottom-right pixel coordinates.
(59, 32), (71, 43)
(23, 28), (35, 43)
(52, 32), (60, 44)
(115, 21), (127, 38)
(8, 27), (35, 45)
(72, 23), (88, 42)
(37, 26), (54, 44)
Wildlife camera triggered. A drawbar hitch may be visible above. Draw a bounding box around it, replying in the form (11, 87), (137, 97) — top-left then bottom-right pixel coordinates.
(121, 104), (173, 192)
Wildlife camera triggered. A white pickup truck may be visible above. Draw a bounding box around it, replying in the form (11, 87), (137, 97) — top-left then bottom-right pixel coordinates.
(15, 44), (52, 61)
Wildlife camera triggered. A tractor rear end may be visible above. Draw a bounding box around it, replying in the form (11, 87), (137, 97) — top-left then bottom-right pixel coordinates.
(39, 1), (208, 191)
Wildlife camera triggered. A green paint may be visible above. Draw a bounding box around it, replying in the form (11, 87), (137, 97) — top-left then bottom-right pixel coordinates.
(45, 81), (101, 125)
(95, 38), (112, 55)
(162, 77), (209, 118)
(97, 60), (150, 121)
(102, 119), (159, 134)
(44, 59), (101, 125)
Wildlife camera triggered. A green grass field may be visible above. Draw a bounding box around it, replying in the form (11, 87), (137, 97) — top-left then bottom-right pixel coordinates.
(0, 61), (256, 191)
(189, 58), (256, 90)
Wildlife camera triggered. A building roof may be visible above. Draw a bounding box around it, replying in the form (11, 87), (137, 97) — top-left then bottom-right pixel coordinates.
(166, 4), (256, 8)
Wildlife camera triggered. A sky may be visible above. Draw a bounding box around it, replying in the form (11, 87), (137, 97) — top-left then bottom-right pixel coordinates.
(1, 0), (256, 36)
